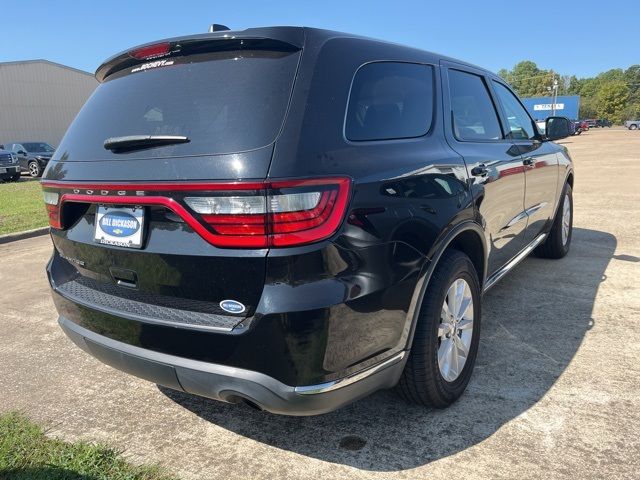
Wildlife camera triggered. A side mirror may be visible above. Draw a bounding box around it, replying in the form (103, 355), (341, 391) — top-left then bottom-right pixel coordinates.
(17, 150), (26, 155)
(545, 116), (571, 141)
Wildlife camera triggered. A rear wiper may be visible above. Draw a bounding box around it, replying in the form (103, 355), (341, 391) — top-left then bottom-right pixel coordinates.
(104, 135), (190, 153)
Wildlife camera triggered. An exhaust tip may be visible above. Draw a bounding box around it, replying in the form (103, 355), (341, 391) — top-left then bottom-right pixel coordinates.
(220, 391), (264, 411)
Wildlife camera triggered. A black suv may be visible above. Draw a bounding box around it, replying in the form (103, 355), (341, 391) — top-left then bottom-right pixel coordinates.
(42, 27), (574, 415)
(6, 142), (55, 177)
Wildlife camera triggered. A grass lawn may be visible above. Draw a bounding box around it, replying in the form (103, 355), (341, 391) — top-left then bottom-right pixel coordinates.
(0, 177), (49, 235)
(0, 412), (177, 479)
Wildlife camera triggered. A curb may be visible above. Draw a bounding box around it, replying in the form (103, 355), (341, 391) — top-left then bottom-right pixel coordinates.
(0, 227), (50, 244)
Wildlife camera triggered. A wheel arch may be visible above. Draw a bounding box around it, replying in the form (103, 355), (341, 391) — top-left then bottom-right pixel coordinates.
(566, 171), (574, 189)
(403, 221), (486, 351)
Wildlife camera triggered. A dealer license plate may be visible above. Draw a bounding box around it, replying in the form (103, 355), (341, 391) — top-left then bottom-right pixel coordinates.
(94, 205), (144, 248)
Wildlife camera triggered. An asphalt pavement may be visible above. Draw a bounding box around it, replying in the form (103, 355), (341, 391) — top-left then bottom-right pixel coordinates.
(1, 128), (638, 479)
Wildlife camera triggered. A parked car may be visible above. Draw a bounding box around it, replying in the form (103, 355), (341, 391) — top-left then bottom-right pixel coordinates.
(624, 120), (640, 130)
(0, 147), (21, 182)
(5, 142), (55, 177)
(572, 120), (588, 135)
(576, 120), (589, 132)
(583, 119), (597, 128)
(42, 27), (574, 415)
(595, 119), (612, 128)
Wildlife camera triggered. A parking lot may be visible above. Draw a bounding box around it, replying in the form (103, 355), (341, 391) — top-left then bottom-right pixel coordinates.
(1, 128), (638, 479)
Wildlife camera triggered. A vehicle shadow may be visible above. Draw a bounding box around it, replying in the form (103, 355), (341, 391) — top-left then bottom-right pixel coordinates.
(159, 227), (615, 471)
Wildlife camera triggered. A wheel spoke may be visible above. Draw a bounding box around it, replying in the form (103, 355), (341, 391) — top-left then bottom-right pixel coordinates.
(441, 301), (452, 321)
(455, 280), (465, 314)
(454, 335), (469, 357)
(457, 318), (473, 330)
(457, 296), (472, 320)
(447, 284), (458, 318)
(449, 339), (459, 378)
(438, 337), (454, 376)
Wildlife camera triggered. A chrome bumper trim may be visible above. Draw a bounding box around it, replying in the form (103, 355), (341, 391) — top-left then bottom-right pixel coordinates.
(294, 351), (406, 395)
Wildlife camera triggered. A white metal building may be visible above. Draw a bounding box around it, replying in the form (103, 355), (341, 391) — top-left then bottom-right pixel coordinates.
(0, 60), (97, 147)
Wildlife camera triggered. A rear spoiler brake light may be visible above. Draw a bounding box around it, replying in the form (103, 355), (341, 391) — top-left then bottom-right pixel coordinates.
(96, 30), (303, 82)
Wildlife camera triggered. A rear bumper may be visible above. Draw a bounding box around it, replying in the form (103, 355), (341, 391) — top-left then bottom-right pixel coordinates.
(60, 315), (406, 416)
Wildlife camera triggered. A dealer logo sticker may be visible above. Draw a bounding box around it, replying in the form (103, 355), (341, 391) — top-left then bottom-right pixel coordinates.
(99, 211), (140, 238)
(220, 299), (246, 314)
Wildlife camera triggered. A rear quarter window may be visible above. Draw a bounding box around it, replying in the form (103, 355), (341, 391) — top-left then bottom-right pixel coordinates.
(345, 62), (434, 142)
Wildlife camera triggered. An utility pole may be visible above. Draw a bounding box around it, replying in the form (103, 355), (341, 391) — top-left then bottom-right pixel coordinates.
(550, 75), (559, 116)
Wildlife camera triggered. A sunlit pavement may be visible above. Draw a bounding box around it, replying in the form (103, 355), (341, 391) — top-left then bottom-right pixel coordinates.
(1, 128), (639, 479)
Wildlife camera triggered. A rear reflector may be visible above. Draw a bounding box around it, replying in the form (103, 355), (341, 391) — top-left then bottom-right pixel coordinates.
(41, 177), (351, 249)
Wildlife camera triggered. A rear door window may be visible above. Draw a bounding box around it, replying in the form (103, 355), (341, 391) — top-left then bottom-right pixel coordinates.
(448, 69), (503, 141)
(54, 50), (301, 161)
(345, 62), (434, 141)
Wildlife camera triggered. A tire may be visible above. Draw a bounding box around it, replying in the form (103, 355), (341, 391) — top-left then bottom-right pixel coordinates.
(28, 161), (41, 177)
(397, 249), (481, 408)
(10, 173), (20, 182)
(534, 183), (573, 259)
(630, 124), (638, 130)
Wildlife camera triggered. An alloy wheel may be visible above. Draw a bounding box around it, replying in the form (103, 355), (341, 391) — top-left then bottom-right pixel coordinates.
(437, 278), (474, 382)
(561, 193), (571, 245)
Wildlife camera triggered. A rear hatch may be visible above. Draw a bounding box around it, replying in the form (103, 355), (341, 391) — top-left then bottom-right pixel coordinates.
(43, 32), (303, 329)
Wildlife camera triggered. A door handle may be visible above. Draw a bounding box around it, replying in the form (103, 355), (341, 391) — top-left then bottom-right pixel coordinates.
(471, 165), (489, 177)
(523, 157), (536, 167)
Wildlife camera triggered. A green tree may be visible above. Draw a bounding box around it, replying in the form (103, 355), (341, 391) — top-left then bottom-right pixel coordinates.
(596, 81), (629, 123)
(499, 60), (639, 123)
(498, 61), (555, 97)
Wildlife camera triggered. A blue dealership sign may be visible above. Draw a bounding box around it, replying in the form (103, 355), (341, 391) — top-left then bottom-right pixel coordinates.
(521, 95), (580, 121)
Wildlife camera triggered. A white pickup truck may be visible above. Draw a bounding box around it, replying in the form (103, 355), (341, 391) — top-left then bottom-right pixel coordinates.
(624, 120), (640, 130)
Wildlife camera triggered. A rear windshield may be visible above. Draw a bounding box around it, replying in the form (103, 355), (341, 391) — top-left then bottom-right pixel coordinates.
(54, 50), (300, 161)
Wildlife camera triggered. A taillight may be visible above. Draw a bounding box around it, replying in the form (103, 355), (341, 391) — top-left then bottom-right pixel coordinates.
(43, 191), (61, 229)
(185, 178), (351, 247)
(41, 178), (351, 249)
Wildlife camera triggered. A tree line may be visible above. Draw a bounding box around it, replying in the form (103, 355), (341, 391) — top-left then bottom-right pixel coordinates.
(498, 61), (640, 123)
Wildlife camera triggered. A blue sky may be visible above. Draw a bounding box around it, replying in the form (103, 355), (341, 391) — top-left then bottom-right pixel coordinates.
(2, 0), (637, 78)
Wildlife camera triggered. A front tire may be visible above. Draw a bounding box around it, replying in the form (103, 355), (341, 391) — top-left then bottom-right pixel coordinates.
(397, 249), (481, 408)
(630, 124), (638, 130)
(535, 183), (573, 259)
(28, 161), (41, 177)
(10, 173), (20, 182)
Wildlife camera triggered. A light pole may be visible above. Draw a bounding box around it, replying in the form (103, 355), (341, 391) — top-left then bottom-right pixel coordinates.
(551, 76), (559, 116)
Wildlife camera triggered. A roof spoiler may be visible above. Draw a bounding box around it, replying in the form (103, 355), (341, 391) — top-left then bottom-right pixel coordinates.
(95, 27), (305, 82)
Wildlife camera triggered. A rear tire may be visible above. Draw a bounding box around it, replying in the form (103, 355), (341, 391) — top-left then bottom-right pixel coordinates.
(630, 124), (638, 130)
(534, 183), (573, 259)
(397, 249), (481, 408)
(11, 173), (20, 182)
